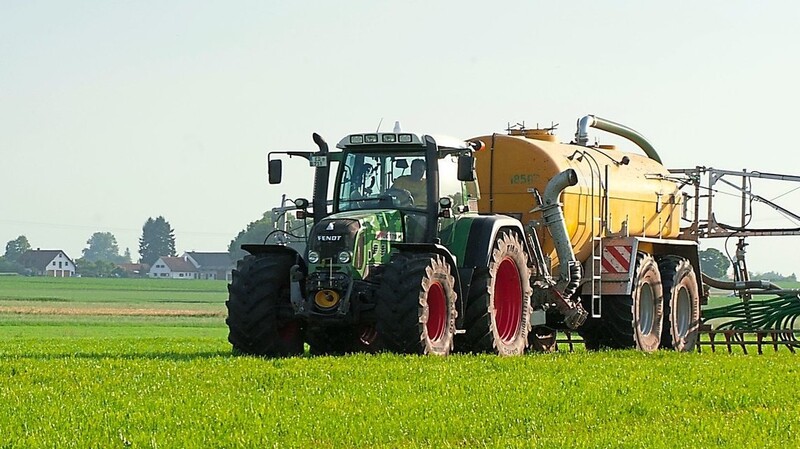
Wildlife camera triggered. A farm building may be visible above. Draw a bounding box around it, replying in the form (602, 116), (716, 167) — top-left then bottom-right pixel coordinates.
(183, 251), (234, 281)
(148, 252), (234, 280)
(148, 256), (197, 279)
(20, 249), (76, 277)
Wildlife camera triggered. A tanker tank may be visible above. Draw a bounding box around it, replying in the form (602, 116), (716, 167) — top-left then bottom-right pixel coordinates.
(470, 128), (682, 272)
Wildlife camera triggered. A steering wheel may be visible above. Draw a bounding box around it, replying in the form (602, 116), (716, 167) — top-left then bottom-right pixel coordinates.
(383, 188), (415, 207)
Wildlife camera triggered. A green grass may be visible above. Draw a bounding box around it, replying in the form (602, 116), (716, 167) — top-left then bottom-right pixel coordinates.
(0, 276), (227, 304)
(2, 277), (800, 447)
(1, 339), (800, 448)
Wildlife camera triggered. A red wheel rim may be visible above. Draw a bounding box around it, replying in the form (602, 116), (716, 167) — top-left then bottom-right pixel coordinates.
(494, 258), (522, 343)
(426, 282), (447, 341)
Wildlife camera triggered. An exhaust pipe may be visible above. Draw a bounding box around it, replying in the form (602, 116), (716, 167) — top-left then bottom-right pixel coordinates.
(538, 168), (587, 328)
(575, 115), (662, 164)
(311, 133), (330, 224)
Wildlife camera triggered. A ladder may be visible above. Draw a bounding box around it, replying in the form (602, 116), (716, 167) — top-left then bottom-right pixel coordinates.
(591, 218), (602, 318)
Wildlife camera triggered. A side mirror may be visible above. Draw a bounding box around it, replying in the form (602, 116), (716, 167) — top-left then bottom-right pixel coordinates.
(294, 198), (309, 209)
(268, 159), (282, 184)
(457, 155), (475, 181)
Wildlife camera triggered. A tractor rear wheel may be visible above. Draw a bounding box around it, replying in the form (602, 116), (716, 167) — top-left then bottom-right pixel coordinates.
(459, 231), (532, 355)
(602, 253), (664, 352)
(658, 256), (701, 352)
(226, 253), (304, 357)
(376, 252), (457, 355)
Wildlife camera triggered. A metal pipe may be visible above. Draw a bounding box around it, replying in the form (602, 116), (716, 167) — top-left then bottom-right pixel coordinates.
(574, 115), (663, 164)
(540, 169), (580, 286)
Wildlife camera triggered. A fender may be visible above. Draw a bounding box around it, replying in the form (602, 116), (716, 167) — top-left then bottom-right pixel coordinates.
(241, 243), (303, 259)
(460, 215), (530, 269)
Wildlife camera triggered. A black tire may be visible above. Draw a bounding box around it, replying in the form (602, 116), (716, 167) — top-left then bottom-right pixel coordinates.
(226, 253), (304, 357)
(658, 256), (701, 352)
(529, 326), (558, 353)
(459, 231), (532, 355)
(376, 252), (457, 355)
(602, 253), (664, 352)
(577, 315), (605, 351)
(306, 325), (381, 355)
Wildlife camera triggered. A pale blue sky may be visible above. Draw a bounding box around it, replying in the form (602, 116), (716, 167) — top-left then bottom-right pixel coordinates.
(2, 1), (800, 273)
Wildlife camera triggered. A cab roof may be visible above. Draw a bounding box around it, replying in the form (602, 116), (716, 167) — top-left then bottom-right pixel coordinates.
(336, 132), (471, 151)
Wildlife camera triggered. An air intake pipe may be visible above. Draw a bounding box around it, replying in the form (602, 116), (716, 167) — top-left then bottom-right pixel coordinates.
(539, 168), (581, 298)
(575, 115), (662, 164)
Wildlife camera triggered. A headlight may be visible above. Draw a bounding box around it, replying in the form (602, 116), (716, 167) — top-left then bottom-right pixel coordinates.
(338, 251), (352, 264)
(307, 251), (320, 263)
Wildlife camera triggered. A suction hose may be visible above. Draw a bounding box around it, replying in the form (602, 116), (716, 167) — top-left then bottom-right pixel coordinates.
(540, 169), (581, 298)
(575, 115), (662, 164)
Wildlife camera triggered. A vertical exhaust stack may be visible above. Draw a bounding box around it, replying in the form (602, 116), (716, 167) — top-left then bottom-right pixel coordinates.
(312, 133), (330, 225)
(538, 168), (587, 328)
(575, 115), (662, 164)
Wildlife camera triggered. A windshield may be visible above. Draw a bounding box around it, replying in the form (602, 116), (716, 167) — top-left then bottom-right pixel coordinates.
(337, 150), (427, 211)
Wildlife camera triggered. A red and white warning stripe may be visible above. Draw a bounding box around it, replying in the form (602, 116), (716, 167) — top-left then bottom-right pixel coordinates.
(602, 245), (633, 274)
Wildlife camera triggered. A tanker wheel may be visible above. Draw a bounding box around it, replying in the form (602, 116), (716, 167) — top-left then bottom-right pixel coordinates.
(376, 252), (457, 355)
(602, 253), (664, 352)
(459, 231), (532, 355)
(306, 325), (382, 355)
(529, 326), (558, 353)
(658, 255), (701, 352)
(576, 296), (605, 350)
(226, 253), (304, 357)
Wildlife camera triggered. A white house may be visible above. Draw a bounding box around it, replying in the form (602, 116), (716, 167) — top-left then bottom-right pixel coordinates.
(20, 249), (76, 277)
(148, 256), (198, 279)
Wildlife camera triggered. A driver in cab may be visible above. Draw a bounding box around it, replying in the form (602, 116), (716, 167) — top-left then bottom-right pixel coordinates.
(391, 159), (427, 207)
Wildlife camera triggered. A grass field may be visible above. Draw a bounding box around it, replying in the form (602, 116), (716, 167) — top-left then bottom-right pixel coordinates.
(2, 276), (800, 448)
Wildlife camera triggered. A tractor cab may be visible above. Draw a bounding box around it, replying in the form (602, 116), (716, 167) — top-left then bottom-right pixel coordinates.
(332, 132), (480, 243)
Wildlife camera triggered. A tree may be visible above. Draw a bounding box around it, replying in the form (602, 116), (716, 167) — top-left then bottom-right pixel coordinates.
(139, 216), (176, 266)
(228, 209), (311, 261)
(4, 235), (31, 263)
(228, 212), (275, 261)
(75, 258), (119, 278)
(698, 248), (730, 279)
(82, 232), (129, 263)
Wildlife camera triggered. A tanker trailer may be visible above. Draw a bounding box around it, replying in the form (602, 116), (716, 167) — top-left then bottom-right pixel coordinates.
(470, 116), (702, 352)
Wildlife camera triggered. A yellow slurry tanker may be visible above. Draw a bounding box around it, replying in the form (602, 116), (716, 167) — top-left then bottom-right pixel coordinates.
(469, 115), (800, 353)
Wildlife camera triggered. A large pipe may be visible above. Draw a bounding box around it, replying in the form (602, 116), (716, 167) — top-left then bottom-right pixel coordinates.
(575, 115), (663, 164)
(311, 133), (330, 225)
(540, 168), (580, 292)
(701, 273), (781, 291)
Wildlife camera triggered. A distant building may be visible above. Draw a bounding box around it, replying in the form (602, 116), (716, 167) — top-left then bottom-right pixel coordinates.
(148, 256), (198, 279)
(116, 263), (150, 277)
(183, 251), (234, 281)
(20, 249), (76, 277)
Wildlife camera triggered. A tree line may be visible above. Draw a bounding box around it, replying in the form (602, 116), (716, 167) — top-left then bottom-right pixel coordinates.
(0, 210), (307, 277)
(0, 216), (177, 277)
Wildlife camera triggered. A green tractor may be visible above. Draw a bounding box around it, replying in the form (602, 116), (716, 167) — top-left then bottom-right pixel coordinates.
(226, 129), (572, 356)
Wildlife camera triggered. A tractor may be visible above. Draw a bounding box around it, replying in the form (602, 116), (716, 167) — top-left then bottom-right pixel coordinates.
(225, 128), (576, 356)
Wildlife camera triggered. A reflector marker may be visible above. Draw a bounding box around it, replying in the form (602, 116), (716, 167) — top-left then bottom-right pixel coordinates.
(602, 245), (633, 274)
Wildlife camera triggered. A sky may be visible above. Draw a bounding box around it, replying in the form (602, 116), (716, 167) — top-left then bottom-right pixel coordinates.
(2, 1), (800, 274)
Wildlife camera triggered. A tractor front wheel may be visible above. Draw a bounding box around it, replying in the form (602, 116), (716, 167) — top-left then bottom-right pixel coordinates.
(376, 252), (457, 355)
(226, 253), (304, 357)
